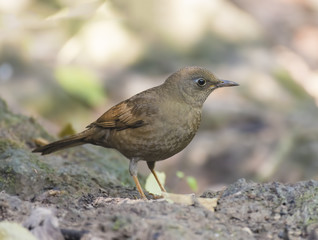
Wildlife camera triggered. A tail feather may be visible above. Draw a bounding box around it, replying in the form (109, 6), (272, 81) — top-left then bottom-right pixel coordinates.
(33, 132), (89, 155)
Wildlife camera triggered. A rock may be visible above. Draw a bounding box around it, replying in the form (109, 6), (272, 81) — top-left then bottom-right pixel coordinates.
(0, 97), (136, 201)
(23, 208), (64, 240)
(0, 221), (37, 240)
(2, 97), (318, 239)
(204, 179), (318, 239)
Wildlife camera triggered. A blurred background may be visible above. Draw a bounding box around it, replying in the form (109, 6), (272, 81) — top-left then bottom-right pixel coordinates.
(1, 0), (318, 194)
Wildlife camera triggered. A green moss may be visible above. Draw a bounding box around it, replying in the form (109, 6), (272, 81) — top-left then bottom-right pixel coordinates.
(274, 69), (310, 100)
(0, 139), (24, 156)
(112, 216), (130, 231)
(0, 166), (17, 194)
(0, 98), (8, 114)
(0, 95), (134, 199)
(30, 157), (55, 174)
(296, 187), (318, 225)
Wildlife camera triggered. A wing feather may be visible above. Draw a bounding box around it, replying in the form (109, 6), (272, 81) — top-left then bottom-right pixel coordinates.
(88, 94), (158, 130)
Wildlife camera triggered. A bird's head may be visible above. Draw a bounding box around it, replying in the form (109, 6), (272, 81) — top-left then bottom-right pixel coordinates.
(164, 66), (239, 107)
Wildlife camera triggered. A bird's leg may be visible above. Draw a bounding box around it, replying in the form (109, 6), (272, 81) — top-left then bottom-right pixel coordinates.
(129, 158), (147, 200)
(147, 161), (166, 192)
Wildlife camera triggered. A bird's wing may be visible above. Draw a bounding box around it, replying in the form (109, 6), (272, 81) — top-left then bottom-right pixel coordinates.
(88, 94), (158, 130)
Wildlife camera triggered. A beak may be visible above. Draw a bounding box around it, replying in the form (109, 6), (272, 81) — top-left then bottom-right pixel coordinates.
(216, 80), (239, 88)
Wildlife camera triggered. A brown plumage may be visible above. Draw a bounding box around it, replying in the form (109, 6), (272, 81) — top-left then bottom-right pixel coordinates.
(33, 66), (239, 199)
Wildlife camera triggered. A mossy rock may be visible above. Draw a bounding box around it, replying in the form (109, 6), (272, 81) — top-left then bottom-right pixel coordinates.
(0, 97), (135, 200)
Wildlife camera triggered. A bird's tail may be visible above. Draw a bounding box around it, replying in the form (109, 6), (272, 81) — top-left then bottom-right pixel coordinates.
(33, 130), (91, 155)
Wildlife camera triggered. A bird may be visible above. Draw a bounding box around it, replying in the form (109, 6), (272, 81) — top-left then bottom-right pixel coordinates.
(33, 66), (239, 200)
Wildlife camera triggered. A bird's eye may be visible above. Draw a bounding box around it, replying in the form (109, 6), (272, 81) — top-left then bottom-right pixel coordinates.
(195, 78), (206, 87)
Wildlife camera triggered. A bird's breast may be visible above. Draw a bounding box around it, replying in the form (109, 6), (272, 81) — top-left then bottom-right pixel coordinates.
(107, 104), (202, 161)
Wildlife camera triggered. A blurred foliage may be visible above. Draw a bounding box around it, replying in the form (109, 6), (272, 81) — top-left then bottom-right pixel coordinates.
(176, 171), (185, 179)
(58, 122), (76, 137)
(176, 171), (198, 192)
(274, 69), (310, 101)
(186, 177), (198, 192)
(55, 65), (106, 107)
(145, 171), (166, 195)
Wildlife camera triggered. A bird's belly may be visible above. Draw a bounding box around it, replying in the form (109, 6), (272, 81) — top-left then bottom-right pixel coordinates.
(108, 112), (201, 161)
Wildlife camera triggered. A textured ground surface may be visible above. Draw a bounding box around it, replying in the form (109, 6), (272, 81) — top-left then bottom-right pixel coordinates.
(1, 179), (318, 240)
(1, 98), (318, 240)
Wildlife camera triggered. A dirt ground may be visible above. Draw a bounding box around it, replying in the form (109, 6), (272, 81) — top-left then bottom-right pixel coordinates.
(1, 179), (318, 240)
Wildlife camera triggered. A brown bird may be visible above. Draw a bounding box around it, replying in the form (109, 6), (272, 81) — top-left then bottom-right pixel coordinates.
(33, 67), (238, 199)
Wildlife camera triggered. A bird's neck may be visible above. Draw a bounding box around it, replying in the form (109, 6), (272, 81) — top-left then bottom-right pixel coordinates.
(161, 82), (204, 109)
